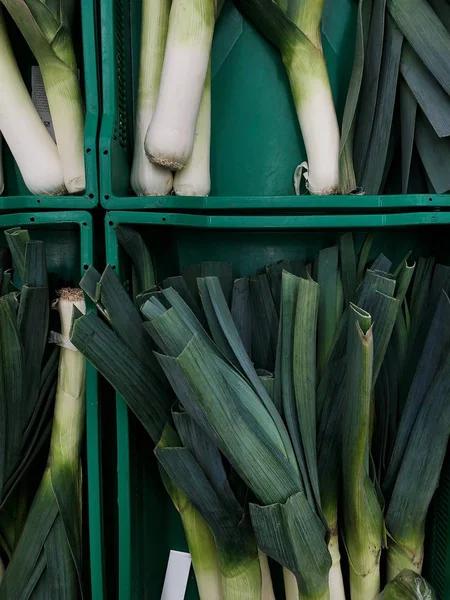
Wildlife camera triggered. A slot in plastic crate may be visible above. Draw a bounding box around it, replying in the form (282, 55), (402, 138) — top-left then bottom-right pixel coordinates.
(99, 0), (450, 211)
(0, 212), (105, 599)
(0, 3), (100, 209)
(105, 210), (450, 599)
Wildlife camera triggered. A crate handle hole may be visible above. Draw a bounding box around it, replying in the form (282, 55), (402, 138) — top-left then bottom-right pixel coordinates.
(36, 199), (41, 204)
(30, 217), (35, 222)
(89, 193), (94, 199)
(429, 197), (433, 202)
(108, 220), (114, 226)
(162, 217), (166, 222)
(83, 264), (89, 270)
(104, 195), (110, 200)
(103, 150), (109, 155)
(86, 148), (92, 154)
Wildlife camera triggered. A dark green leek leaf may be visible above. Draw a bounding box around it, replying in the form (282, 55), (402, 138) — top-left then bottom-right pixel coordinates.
(353, 0), (387, 180)
(4, 227), (30, 283)
(231, 278), (252, 358)
(399, 79), (417, 193)
(360, 16), (403, 194)
(357, 232), (375, 282)
(384, 291), (450, 496)
(250, 493), (330, 597)
(428, 0), (450, 31)
(70, 312), (171, 442)
(340, 233), (357, 305)
(161, 276), (204, 323)
(388, 0), (450, 95)
(415, 111), (450, 193)
(249, 275), (278, 372)
(400, 44), (450, 138)
(317, 246), (340, 376)
(115, 226), (155, 294)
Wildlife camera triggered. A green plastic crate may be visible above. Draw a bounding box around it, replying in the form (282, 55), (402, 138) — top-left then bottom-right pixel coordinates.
(0, 2), (99, 209)
(105, 210), (450, 600)
(99, 0), (450, 211)
(0, 212), (104, 599)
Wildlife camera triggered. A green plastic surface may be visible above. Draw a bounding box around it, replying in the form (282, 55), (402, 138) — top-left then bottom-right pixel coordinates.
(99, 0), (450, 210)
(0, 212), (104, 599)
(0, 3), (99, 209)
(105, 210), (450, 600)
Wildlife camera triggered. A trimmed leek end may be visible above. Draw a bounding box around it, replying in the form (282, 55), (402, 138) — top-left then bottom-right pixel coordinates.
(145, 0), (215, 170)
(284, 45), (339, 195)
(131, 0), (173, 196)
(180, 503), (223, 600)
(387, 541), (423, 584)
(259, 551), (276, 600)
(328, 534), (345, 600)
(173, 66), (211, 196)
(0, 9), (65, 196)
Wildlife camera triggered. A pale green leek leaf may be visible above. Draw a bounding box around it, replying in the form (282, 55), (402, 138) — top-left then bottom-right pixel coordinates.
(250, 492), (331, 598)
(277, 272), (311, 503)
(293, 276), (321, 512)
(342, 305), (383, 598)
(399, 79), (417, 193)
(161, 276), (204, 323)
(173, 333), (302, 505)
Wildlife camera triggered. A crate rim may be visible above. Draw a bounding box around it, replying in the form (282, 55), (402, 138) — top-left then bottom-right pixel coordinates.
(0, 0), (100, 210)
(0, 211), (105, 600)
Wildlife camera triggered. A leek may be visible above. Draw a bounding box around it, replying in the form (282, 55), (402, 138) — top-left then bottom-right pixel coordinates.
(0, 8), (64, 195)
(1, 0), (85, 193)
(0, 289), (86, 598)
(145, 0), (217, 170)
(131, 0), (173, 196)
(173, 66), (211, 196)
(234, 0), (340, 195)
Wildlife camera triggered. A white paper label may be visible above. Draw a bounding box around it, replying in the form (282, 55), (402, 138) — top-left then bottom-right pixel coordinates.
(160, 550), (192, 600)
(31, 66), (56, 142)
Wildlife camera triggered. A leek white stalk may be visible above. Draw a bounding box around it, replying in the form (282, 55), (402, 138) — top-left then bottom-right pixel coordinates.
(283, 568), (299, 600)
(259, 552), (275, 600)
(131, 0), (173, 196)
(51, 289), (86, 493)
(1, 0), (86, 193)
(0, 8), (64, 195)
(173, 65), (211, 196)
(328, 535), (345, 600)
(288, 0), (339, 195)
(145, 0), (215, 170)
(179, 498), (223, 599)
(386, 542), (423, 583)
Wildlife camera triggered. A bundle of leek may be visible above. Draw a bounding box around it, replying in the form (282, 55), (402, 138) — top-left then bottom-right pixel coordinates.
(0, 0), (85, 194)
(72, 236), (268, 599)
(0, 9), (64, 196)
(132, 0), (222, 197)
(340, 0), (450, 194)
(233, 0), (340, 195)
